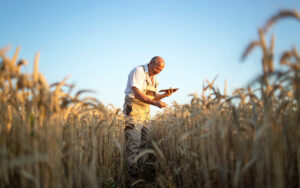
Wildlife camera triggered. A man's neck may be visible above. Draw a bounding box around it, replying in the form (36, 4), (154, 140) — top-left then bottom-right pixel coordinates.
(147, 64), (153, 77)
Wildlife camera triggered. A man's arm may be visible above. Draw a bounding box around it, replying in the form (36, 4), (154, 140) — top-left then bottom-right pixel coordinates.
(153, 89), (177, 101)
(153, 93), (168, 101)
(132, 87), (167, 108)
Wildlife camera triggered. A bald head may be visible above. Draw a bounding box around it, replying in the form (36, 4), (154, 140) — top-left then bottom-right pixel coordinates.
(150, 56), (165, 66)
(148, 56), (165, 76)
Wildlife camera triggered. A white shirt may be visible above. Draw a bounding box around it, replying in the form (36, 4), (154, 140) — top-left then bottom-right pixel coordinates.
(124, 64), (158, 98)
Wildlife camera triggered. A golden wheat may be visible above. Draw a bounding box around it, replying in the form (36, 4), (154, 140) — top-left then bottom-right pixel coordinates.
(0, 9), (299, 188)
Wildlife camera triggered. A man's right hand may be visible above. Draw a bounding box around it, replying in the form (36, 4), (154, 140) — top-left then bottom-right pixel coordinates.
(154, 101), (167, 108)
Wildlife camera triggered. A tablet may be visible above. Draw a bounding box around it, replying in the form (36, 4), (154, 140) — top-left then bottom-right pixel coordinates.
(159, 88), (179, 92)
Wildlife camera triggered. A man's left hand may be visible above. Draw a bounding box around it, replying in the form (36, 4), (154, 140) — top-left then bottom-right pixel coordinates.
(164, 89), (177, 97)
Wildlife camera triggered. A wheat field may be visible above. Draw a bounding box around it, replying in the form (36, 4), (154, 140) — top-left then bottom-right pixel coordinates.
(0, 10), (299, 188)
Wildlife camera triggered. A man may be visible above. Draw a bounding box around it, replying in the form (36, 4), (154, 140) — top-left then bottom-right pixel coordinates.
(123, 56), (176, 178)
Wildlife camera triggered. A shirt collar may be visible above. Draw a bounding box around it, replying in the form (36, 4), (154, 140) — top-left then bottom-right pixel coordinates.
(143, 64), (157, 82)
(143, 64), (149, 73)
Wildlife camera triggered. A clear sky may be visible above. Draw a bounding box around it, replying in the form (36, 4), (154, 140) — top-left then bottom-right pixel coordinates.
(1, 1), (300, 114)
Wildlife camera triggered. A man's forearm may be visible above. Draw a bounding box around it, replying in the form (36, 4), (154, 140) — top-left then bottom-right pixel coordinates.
(132, 87), (156, 105)
(154, 93), (167, 101)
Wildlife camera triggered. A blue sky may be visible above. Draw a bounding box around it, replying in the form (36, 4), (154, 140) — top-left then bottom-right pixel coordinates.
(1, 1), (300, 114)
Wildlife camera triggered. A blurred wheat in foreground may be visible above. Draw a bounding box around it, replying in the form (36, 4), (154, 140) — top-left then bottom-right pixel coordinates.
(0, 10), (299, 188)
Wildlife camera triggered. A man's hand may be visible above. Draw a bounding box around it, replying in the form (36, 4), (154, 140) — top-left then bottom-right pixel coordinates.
(164, 89), (175, 97)
(154, 101), (167, 108)
(159, 88), (179, 97)
(154, 88), (178, 101)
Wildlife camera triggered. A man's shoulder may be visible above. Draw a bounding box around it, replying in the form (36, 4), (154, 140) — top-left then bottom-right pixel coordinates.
(131, 65), (146, 75)
(135, 65), (144, 71)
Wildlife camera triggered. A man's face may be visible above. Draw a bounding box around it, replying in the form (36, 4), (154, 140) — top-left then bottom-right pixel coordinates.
(150, 62), (165, 76)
